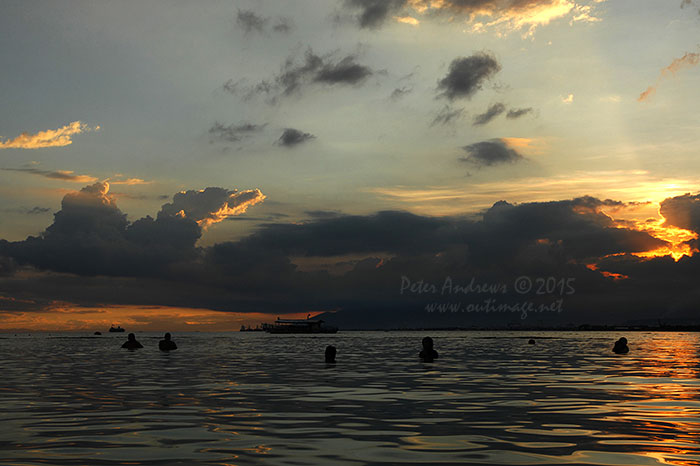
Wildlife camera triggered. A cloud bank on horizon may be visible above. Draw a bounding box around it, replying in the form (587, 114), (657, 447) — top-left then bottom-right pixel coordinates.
(2, 181), (700, 330)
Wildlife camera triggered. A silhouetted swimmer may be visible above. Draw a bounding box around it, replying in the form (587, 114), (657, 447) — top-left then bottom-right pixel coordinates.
(159, 332), (177, 351)
(121, 333), (143, 350)
(419, 336), (439, 362)
(612, 337), (629, 354)
(528, 339), (536, 344)
(325, 345), (336, 364)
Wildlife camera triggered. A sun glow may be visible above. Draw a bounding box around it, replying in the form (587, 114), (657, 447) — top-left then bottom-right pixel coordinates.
(632, 219), (698, 261)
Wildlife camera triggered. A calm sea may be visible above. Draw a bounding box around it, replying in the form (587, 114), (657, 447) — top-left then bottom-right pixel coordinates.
(1, 331), (699, 465)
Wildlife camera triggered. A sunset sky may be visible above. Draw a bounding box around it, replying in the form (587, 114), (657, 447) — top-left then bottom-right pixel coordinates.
(2, 0), (700, 331)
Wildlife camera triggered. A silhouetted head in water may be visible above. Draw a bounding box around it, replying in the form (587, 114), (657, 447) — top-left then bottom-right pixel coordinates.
(121, 333), (143, 350)
(325, 345), (336, 364)
(612, 337), (629, 354)
(159, 332), (178, 351)
(419, 336), (439, 362)
(528, 339), (536, 344)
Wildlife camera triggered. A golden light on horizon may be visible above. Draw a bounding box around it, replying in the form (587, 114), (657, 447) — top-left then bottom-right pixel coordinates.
(630, 215), (698, 261)
(0, 303), (325, 332)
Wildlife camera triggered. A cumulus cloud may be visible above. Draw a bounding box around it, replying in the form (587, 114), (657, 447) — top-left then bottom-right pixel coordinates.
(460, 138), (525, 167)
(506, 107), (534, 119)
(638, 52), (700, 102)
(660, 193), (700, 233)
(277, 128), (315, 147)
(2, 167), (97, 183)
(209, 122), (266, 143)
(227, 48), (374, 102)
(0, 182), (265, 279)
(159, 187), (266, 228)
(0, 121), (97, 149)
(5, 188), (699, 329)
(437, 53), (501, 101)
(431, 105), (464, 126)
(473, 102), (506, 126)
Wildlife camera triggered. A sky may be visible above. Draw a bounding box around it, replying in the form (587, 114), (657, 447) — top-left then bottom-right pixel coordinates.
(1, 0), (700, 331)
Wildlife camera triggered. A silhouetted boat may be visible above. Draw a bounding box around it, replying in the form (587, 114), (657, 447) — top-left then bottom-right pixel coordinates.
(265, 317), (338, 334)
(109, 325), (125, 333)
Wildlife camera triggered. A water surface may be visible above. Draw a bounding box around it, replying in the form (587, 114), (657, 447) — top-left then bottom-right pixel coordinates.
(1, 331), (699, 465)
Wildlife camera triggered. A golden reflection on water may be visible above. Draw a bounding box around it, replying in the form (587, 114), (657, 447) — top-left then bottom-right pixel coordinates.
(0, 331), (699, 465)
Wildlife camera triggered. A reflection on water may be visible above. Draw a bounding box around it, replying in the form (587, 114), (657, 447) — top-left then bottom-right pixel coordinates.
(0, 331), (699, 465)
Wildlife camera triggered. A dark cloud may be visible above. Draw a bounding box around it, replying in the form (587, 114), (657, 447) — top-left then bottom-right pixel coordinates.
(343, 0), (407, 29)
(159, 187), (265, 227)
(236, 9), (293, 34)
(236, 9), (267, 33)
(277, 128), (315, 147)
(660, 193), (700, 232)
(506, 107), (534, 119)
(2, 206), (52, 215)
(1, 182), (264, 277)
(460, 139), (524, 167)
(305, 210), (342, 219)
(473, 103), (506, 126)
(5, 185), (698, 328)
(2, 167), (96, 183)
(230, 49), (374, 102)
(437, 53), (501, 101)
(273, 17), (293, 33)
(27, 206), (51, 215)
(208, 122), (266, 143)
(431, 105), (464, 126)
(314, 56), (373, 85)
(389, 86), (412, 100)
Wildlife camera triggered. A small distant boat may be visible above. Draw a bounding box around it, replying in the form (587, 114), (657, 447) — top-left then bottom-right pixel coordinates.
(109, 325), (125, 333)
(265, 316), (338, 334)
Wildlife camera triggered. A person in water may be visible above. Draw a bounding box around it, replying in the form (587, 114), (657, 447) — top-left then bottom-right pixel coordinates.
(159, 333), (178, 351)
(528, 339), (536, 344)
(325, 345), (336, 364)
(612, 337), (629, 354)
(122, 333), (143, 350)
(419, 336), (439, 362)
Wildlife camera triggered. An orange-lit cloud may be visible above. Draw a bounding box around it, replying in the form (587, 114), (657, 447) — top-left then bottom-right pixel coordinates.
(0, 121), (98, 149)
(627, 218), (698, 261)
(638, 52), (700, 102)
(64, 181), (118, 209)
(396, 15), (420, 25)
(0, 303), (324, 332)
(107, 177), (151, 186)
(160, 187), (266, 229)
(413, 0), (604, 37)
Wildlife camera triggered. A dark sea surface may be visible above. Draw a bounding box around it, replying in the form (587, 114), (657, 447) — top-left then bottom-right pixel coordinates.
(0, 331), (699, 465)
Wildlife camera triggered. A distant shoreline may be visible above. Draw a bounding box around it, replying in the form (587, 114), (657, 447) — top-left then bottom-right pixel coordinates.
(2, 325), (700, 334)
